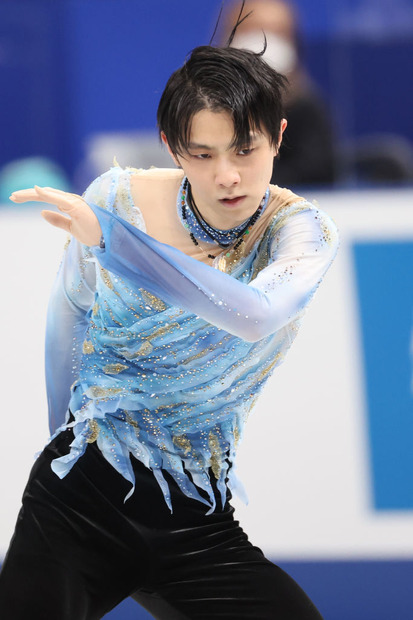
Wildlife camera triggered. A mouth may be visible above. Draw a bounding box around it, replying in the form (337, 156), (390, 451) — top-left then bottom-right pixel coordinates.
(219, 195), (246, 207)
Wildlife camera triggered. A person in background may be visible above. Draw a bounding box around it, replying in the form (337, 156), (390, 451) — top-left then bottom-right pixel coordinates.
(222, 0), (336, 188)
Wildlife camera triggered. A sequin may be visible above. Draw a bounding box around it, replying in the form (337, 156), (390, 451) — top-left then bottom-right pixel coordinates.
(63, 236), (71, 251)
(320, 216), (334, 246)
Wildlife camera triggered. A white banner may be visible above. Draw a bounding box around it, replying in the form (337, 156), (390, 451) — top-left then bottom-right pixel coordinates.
(1, 187), (413, 559)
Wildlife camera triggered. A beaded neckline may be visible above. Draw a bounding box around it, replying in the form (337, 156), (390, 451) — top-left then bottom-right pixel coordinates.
(177, 177), (270, 260)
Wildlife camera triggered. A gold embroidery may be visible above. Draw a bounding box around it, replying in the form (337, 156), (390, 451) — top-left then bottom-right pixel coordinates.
(115, 185), (134, 222)
(86, 419), (100, 443)
(89, 386), (123, 398)
(125, 412), (140, 436)
(259, 352), (283, 382)
(100, 267), (114, 290)
(234, 423), (240, 448)
(182, 349), (209, 365)
(63, 235), (71, 251)
(148, 323), (180, 342)
(82, 340), (95, 355)
(136, 341), (154, 356)
(216, 244), (245, 273)
(247, 396), (259, 417)
(217, 256), (227, 272)
(102, 300), (123, 326)
(208, 431), (222, 479)
(181, 343), (217, 365)
(181, 334), (231, 365)
(103, 363), (129, 375)
(121, 340), (154, 360)
(139, 289), (167, 312)
(172, 434), (192, 455)
(250, 203), (309, 280)
(92, 301), (99, 316)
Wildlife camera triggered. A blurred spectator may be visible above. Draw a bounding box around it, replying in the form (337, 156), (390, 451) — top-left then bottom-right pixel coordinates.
(339, 133), (413, 185)
(221, 0), (336, 188)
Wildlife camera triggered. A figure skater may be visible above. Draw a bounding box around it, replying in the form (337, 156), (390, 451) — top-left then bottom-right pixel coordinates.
(0, 7), (338, 619)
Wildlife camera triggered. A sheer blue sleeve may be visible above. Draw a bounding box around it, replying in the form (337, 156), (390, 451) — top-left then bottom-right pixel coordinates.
(89, 201), (338, 343)
(45, 170), (124, 433)
(45, 238), (96, 433)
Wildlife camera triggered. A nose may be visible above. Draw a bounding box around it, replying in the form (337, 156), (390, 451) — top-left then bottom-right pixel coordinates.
(214, 159), (241, 188)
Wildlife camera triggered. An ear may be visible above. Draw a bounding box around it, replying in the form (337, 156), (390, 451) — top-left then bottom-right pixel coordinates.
(161, 131), (181, 167)
(277, 118), (288, 151)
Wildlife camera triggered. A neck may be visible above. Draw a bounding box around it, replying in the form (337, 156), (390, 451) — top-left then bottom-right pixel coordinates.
(188, 185), (253, 235)
(178, 178), (269, 251)
(192, 203), (247, 231)
(190, 185), (268, 232)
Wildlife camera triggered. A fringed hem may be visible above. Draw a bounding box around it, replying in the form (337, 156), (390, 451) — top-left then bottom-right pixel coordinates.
(50, 408), (248, 515)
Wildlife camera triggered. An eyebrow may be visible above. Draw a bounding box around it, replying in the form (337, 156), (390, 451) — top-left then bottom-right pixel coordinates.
(187, 142), (214, 150)
(187, 134), (261, 151)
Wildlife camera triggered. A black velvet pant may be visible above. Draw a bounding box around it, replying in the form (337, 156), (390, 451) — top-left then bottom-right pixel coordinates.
(0, 427), (323, 619)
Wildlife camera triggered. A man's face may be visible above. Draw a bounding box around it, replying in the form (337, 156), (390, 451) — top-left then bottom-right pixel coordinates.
(164, 108), (285, 230)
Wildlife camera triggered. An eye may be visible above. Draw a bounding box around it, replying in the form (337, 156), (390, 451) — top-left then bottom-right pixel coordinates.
(238, 148), (254, 156)
(192, 153), (211, 160)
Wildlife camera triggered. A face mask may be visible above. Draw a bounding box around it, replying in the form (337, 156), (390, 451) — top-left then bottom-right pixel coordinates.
(231, 31), (297, 75)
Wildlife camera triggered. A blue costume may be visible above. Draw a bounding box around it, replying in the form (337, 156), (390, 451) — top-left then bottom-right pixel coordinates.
(45, 165), (338, 514)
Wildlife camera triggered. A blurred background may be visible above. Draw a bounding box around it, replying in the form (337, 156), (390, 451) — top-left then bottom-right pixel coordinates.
(1, 1), (413, 619)
(1, 0), (413, 194)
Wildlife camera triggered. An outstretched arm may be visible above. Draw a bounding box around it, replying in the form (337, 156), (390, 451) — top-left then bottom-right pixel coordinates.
(11, 186), (338, 343)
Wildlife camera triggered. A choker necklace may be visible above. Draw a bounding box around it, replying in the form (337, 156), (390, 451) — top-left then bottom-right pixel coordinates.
(178, 177), (269, 260)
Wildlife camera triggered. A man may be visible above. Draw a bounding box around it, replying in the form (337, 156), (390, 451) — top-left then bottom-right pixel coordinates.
(1, 41), (337, 619)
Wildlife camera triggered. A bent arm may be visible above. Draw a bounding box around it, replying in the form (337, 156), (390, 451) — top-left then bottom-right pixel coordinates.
(90, 202), (338, 342)
(46, 238), (96, 433)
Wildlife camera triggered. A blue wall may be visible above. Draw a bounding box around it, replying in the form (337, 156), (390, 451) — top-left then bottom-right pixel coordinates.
(2, 0), (413, 182)
(354, 242), (413, 510)
(103, 560), (413, 620)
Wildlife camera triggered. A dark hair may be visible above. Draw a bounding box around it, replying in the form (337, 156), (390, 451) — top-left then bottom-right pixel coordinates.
(157, 45), (287, 156)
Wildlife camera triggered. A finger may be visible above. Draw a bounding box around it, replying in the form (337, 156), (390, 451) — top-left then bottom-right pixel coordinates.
(34, 186), (85, 214)
(36, 186), (81, 200)
(9, 188), (43, 203)
(10, 187), (82, 209)
(9, 186), (71, 204)
(34, 186), (77, 201)
(41, 210), (72, 233)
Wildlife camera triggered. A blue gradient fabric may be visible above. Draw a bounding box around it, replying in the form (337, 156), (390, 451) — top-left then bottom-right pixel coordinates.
(45, 166), (338, 513)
